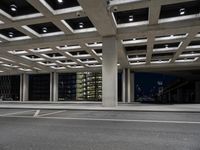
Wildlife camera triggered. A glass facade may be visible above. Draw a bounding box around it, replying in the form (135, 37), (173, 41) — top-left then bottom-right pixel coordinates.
(29, 74), (50, 101)
(0, 73), (122, 101)
(0, 75), (20, 101)
(76, 72), (102, 101)
(58, 73), (77, 101)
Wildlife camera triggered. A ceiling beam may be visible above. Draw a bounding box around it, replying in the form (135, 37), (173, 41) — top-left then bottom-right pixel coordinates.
(78, 0), (116, 36)
(171, 30), (199, 62)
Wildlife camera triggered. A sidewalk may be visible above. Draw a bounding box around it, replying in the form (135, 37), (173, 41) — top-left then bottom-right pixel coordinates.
(0, 101), (200, 112)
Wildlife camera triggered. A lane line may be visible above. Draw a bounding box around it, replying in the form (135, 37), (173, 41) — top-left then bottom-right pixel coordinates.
(37, 110), (66, 117)
(1, 115), (200, 124)
(33, 110), (40, 117)
(0, 110), (35, 117)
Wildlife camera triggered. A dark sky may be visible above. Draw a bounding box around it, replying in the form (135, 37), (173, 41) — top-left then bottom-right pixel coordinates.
(135, 72), (177, 98)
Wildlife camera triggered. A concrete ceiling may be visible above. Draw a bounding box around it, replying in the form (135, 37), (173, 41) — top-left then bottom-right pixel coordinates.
(0, 0), (200, 75)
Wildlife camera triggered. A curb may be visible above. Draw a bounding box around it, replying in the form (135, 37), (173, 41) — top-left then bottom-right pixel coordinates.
(0, 106), (200, 113)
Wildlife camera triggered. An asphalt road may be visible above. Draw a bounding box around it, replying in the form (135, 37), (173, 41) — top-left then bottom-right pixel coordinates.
(0, 109), (200, 150)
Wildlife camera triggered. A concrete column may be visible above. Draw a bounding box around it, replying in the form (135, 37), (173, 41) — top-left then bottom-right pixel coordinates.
(50, 72), (58, 102)
(50, 73), (53, 102)
(127, 68), (131, 103)
(122, 69), (126, 103)
(22, 74), (29, 101)
(102, 36), (118, 107)
(19, 74), (23, 102)
(195, 81), (200, 103)
(53, 72), (58, 102)
(122, 69), (135, 103)
(130, 72), (135, 102)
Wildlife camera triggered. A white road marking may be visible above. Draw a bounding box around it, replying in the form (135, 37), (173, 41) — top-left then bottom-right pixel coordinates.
(1, 115), (200, 124)
(37, 110), (66, 117)
(0, 110), (35, 117)
(33, 110), (40, 117)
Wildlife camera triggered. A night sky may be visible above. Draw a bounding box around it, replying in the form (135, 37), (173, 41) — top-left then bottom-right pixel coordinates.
(135, 72), (177, 98)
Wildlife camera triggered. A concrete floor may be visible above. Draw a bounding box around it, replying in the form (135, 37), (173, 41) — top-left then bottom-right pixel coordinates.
(0, 109), (200, 150)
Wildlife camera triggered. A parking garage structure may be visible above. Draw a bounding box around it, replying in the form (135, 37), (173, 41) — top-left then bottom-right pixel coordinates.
(0, 0), (200, 106)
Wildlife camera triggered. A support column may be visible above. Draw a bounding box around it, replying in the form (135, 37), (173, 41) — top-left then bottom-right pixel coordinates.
(130, 72), (135, 102)
(22, 74), (29, 101)
(53, 72), (58, 102)
(127, 68), (131, 103)
(122, 69), (126, 103)
(20, 74), (23, 102)
(102, 36), (118, 107)
(122, 68), (135, 103)
(50, 72), (58, 102)
(195, 81), (200, 103)
(50, 73), (53, 102)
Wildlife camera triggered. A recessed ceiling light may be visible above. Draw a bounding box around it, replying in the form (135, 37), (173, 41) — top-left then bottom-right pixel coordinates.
(8, 32), (14, 38)
(179, 8), (185, 15)
(129, 15), (134, 22)
(79, 22), (84, 28)
(113, 6), (118, 12)
(42, 27), (47, 33)
(57, 0), (63, 3)
(10, 4), (17, 12)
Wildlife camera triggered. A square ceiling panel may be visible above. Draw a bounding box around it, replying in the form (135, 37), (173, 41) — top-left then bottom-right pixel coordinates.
(160, 0), (200, 19)
(152, 52), (175, 59)
(125, 45), (147, 52)
(153, 42), (180, 49)
(0, 0), (39, 17)
(64, 17), (94, 30)
(113, 8), (148, 24)
(28, 22), (61, 34)
(44, 0), (80, 10)
(189, 40), (200, 46)
(43, 53), (65, 59)
(0, 28), (26, 38)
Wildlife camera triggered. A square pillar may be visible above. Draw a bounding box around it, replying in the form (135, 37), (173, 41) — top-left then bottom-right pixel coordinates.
(22, 74), (29, 101)
(50, 72), (58, 102)
(102, 36), (118, 107)
(122, 69), (126, 103)
(130, 72), (135, 102)
(127, 68), (131, 103)
(122, 68), (135, 103)
(20, 74), (23, 102)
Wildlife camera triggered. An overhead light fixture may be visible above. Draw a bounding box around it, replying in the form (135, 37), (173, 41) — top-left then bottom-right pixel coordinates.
(179, 8), (185, 15)
(57, 0), (63, 3)
(42, 27), (47, 33)
(8, 32), (14, 38)
(10, 4), (17, 12)
(79, 22), (84, 28)
(113, 6), (118, 12)
(129, 15), (134, 22)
